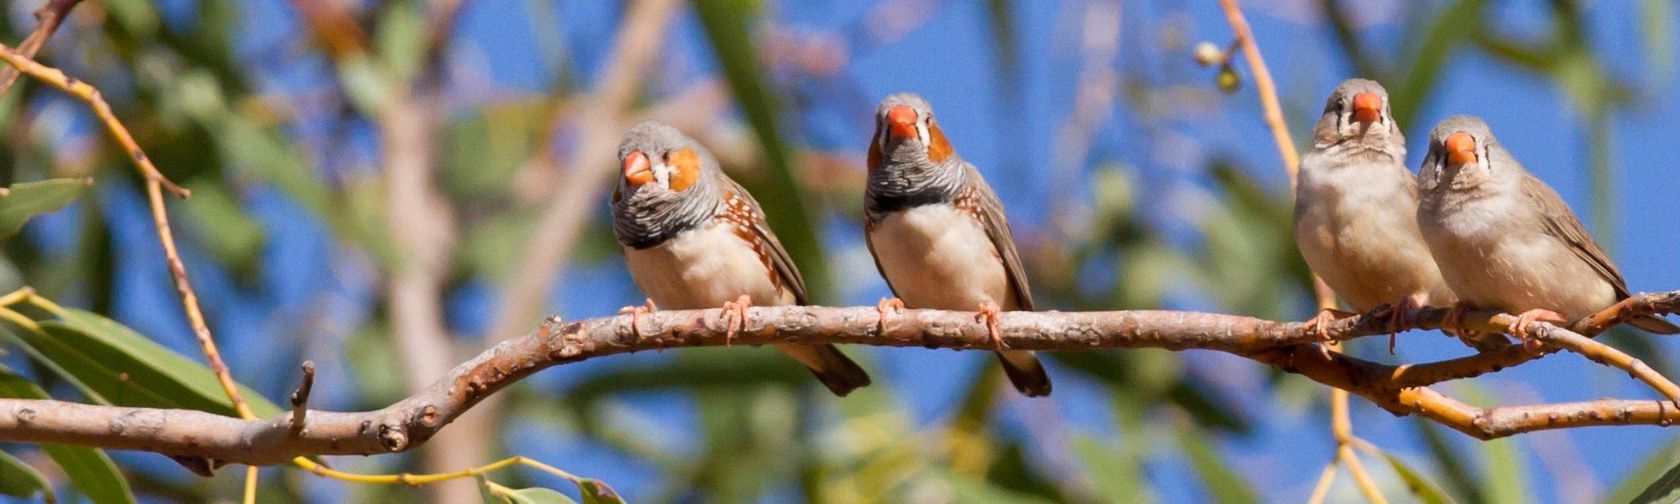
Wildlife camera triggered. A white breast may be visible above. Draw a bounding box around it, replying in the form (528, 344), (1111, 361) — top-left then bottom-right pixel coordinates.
(1294, 158), (1455, 311)
(868, 204), (1018, 310)
(623, 222), (793, 309)
(1423, 194), (1616, 318)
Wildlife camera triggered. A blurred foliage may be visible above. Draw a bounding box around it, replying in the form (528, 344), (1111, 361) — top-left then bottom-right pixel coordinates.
(0, 0), (1671, 502)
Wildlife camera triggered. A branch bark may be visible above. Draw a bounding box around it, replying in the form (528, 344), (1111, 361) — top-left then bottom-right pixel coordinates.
(0, 293), (1675, 465)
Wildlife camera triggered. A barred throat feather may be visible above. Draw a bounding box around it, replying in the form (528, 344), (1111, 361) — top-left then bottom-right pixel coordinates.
(865, 154), (966, 218)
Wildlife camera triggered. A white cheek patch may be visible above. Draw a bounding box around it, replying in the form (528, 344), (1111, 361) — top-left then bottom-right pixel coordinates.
(653, 162), (673, 189)
(916, 120), (930, 146)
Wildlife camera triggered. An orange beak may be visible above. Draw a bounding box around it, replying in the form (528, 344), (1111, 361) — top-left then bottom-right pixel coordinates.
(1444, 132), (1477, 166)
(885, 105), (918, 141)
(1351, 92), (1381, 126)
(623, 151), (653, 186)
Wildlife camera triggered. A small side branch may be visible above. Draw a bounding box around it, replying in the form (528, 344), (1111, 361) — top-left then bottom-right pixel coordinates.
(0, 0), (82, 96)
(290, 362), (316, 432)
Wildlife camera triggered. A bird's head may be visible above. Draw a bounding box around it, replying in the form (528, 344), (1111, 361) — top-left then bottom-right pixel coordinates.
(611, 121), (720, 247)
(870, 93), (957, 171)
(1312, 78), (1403, 157)
(1422, 115), (1505, 193)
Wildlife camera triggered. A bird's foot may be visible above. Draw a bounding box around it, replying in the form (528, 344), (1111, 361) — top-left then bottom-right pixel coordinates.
(976, 301), (1005, 351)
(1376, 295), (1425, 354)
(1509, 308), (1566, 353)
(721, 295), (752, 347)
(1443, 302), (1485, 349)
(617, 298), (658, 337)
(876, 297), (905, 334)
(1302, 308), (1358, 342)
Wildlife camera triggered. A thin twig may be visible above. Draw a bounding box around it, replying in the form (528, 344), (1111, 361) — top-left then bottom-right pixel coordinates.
(0, 44), (252, 419)
(0, 0), (83, 96)
(0, 44), (188, 197)
(1305, 461), (1339, 504)
(0, 35), (264, 503)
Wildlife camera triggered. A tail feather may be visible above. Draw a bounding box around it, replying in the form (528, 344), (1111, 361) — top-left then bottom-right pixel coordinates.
(1631, 315), (1680, 335)
(775, 343), (872, 396)
(996, 350), (1052, 397)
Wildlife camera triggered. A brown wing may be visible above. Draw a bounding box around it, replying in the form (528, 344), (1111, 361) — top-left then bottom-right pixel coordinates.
(1522, 173), (1631, 298)
(714, 171), (810, 305)
(958, 163), (1035, 310)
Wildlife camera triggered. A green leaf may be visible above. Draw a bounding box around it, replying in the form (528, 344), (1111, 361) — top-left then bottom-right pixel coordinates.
(1382, 453), (1458, 504)
(693, 0), (832, 301)
(1414, 419), (1482, 504)
(1607, 442), (1680, 504)
(934, 468), (1059, 504)
(0, 366), (135, 504)
(442, 105), (548, 199)
(102, 0), (161, 38)
(338, 54), (395, 114)
(480, 476), (581, 504)
(0, 450), (54, 502)
(501, 487), (580, 504)
(7, 308), (281, 417)
(1392, 0), (1487, 128)
(478, 475), (501, 504)
(178, 181), (265, 278)
(0, 179), (91, 238)
(375, 2), (428, 83)
(1175, 426), (1260, 504)
(576, 479), (624, 504)
(1641, 0), (1676, 90)
(1074, 435), (1154, 503)
(1479, 438), (1529, 504)
(1457, 386), (1530, 504)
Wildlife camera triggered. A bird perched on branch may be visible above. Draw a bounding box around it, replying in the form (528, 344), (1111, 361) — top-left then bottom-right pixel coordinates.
(863, 93), (1052, 397)
(610, 121), (872, 396)
(1417, 115), (1680, 341)
(1293, 79), (1457, 352)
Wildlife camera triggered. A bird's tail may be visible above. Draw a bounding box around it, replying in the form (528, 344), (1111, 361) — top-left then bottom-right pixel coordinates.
(1631, 315), (1680, 335)
(996, 350), (1052, 397)
(775, 343), (872, 396)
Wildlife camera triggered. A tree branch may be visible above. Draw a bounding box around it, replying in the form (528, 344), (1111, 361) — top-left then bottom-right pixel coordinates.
(0, 0), (82, 96)
(0, 293), (1674, 465)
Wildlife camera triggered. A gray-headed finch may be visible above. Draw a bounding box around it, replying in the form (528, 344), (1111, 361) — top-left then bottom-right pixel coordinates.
(863, 93), (1052, 397)
(611, 121), (872, 396)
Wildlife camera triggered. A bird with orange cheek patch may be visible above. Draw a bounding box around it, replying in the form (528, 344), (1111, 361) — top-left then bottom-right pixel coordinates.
(1416, 115), (1680, 347)
(610, 121), (872, 396)
(863, 93), (1052, 397)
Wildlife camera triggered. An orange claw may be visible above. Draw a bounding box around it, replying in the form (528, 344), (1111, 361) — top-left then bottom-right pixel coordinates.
(1302, 308), (1357, 342)
(977, 301), (1004, 351)
(876, 297), (905, 334)
(617, 298), (658, 338)
(721, 295), (752, 346)
(1509, 308), (1566, 353)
